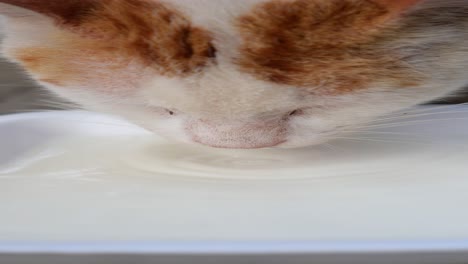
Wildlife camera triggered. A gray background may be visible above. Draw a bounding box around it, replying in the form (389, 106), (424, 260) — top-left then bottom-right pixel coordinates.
(0, 59), (67, 115)
(0, 21), (65, 115)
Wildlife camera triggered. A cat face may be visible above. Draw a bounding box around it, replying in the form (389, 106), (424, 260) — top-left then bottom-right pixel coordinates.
(1, 0), (467, 148)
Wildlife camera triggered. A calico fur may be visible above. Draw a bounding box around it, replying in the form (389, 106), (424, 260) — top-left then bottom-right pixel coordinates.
(1, 0), (467, 148)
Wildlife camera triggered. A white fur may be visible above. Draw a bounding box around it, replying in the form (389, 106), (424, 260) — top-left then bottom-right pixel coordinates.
(1, 0), (467, 148)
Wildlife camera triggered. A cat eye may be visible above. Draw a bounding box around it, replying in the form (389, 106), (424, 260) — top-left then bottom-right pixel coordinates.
(165, 109), (176, 116)
(289, 109), (303, 116)
(207, 45), (217, 58)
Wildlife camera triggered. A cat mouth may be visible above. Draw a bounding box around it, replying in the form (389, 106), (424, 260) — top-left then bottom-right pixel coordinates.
(192, 138), (287, 149)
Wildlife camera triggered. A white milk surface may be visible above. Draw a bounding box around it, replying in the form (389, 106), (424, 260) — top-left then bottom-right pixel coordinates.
(0, 107), (468, 251)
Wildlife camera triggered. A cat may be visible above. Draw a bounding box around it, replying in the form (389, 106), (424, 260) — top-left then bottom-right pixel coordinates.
(0, 0), (467, 149)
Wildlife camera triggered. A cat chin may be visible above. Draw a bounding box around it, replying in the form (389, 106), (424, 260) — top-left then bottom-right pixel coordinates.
(191, 137), (286, 149)
(154, 130), (330, 149)
(187, 137), (332, 149)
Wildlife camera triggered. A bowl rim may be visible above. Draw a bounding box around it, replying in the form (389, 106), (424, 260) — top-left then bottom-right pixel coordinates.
(1, 240), (468, 254)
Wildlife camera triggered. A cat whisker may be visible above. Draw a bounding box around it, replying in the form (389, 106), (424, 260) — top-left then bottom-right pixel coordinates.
(371, 109), (468, 124)
(4, 108), (138, 128)
(330, 136), (429, 145)
(62, 120), (138, 128)
(321, 142), (345, 153)
(356, 117), (468, 129)
(382, 103), (468, 117)
(339, 130), (419, 136)
(35, 97), (78, 109)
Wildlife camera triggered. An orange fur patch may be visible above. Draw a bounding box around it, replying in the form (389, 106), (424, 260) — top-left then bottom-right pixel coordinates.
(9, 0), (216, 88)
(14, 43), (153, 94)
(14, 47), (71, 85)
(0, 0), (100, 25)
(235, 0), (422, 94)
(79, 0), (216, 75)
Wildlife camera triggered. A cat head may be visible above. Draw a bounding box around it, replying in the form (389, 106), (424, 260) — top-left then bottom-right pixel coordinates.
(1, 0), (467, 148)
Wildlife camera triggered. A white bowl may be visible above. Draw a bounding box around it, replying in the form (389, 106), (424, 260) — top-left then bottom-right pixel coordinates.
(1, 108), (468, 263)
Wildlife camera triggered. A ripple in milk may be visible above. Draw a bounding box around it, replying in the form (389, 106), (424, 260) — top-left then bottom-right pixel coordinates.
(1, 130), (468, 242)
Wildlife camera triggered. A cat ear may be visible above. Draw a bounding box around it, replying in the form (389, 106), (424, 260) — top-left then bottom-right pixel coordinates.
(0, 0), (99, 25)
(373, 0), (424, 13)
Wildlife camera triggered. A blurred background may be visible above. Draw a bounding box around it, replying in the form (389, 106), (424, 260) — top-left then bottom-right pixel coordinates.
(0, 20), (66, 115)
(0, 59), (66, 115)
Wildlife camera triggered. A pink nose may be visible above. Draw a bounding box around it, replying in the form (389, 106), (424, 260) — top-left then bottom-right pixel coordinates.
(186, 120), (287, 149)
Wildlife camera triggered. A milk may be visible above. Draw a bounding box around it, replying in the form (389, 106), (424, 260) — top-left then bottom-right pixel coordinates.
(1, 109), (468, 243)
